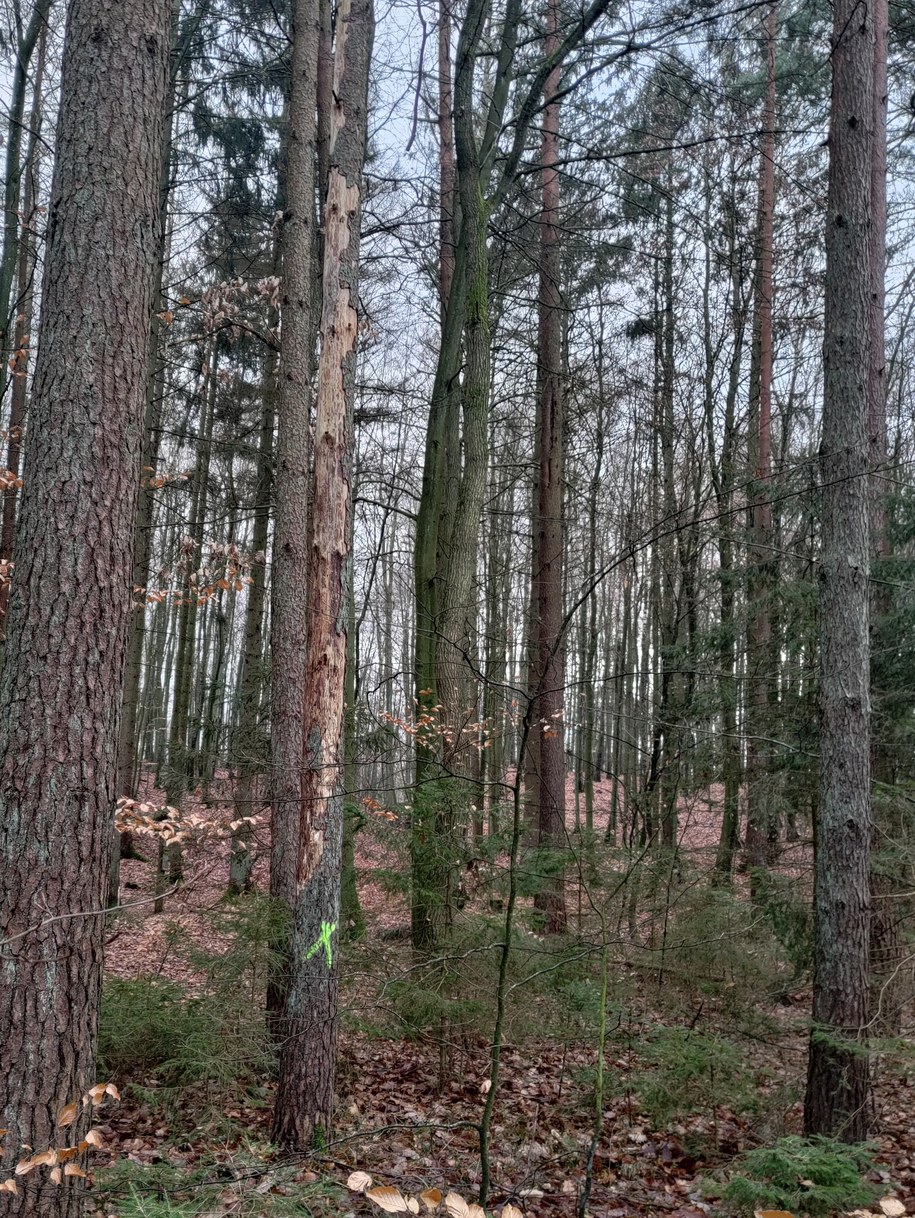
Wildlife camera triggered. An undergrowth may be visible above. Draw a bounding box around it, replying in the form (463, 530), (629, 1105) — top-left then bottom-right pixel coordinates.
(99, 895), (280, 1099)
(710, 1135), (881, 1216)
(92, 1155), (342, 1218)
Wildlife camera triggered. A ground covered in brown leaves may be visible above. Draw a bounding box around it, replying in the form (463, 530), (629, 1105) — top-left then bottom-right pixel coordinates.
(88, 772), (915, 1217)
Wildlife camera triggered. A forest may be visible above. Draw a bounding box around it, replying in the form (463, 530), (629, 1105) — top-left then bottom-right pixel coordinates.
(0, 0), (908, 1213)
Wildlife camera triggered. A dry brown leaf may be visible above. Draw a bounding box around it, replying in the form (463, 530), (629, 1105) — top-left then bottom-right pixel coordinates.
(502, 1207), (523, 1218)
(18, 1148), (57, 1174)
(84, 1129), (104, 1148)
(366, 1185), (410, 1213)
(49, 1167), (62, 1185)
(347, 1171), (373, 1193)
(57, 1102), (78, 1128)
(407, 1201), (420, 1215)
(880, 1201), (906, 1218)
(754, 1212), (796, 1218)
(420, 1189), (443, 1211)
(64, 1164), (87, 1178)
(105, 1083), (121, 1101)
(0, 1180), (17, 1195)
(444, 1193), (472, 1218)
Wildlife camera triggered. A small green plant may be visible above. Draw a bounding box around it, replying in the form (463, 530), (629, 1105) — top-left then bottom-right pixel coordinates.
(98, 895), (280, 1091)
(628, 1026), (761, 1126)
(116, 1192), (197, 1218)
(649, 885), (794, 1018)
(95, 1156), (344, 1217)
(713, 1135), (880, 1216)
(755, 872), (813, 982)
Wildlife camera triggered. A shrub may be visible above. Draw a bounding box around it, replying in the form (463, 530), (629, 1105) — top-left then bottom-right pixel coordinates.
(714, 1135), (880, 1217)
(629, 1026), (761, 1126)
(98, 895), (279, 1089)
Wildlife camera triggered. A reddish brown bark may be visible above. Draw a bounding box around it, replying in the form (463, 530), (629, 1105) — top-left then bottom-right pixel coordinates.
(0, 1), (169, 1213)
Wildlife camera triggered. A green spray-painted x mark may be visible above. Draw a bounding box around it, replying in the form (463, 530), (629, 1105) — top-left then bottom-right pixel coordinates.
(305, 920), (338, 968)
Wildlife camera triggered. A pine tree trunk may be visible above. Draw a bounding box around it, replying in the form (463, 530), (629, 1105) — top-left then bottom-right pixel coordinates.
(866, 0), (900, 1035)
(530, 0), (566, 933)
(744, 2), (777, 882)
(272, 0), (372, 1147)
(113, 0), (183, 898)
(268, 0), (320, 1026)
(0, 0), (169, 1210)
(804, 0), (874, 1138)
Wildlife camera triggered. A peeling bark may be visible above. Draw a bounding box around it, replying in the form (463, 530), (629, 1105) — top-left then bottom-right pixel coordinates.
(273, 0), (373, 1148)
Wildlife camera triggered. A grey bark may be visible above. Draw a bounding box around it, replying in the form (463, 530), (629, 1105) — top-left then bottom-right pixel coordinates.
(804, 0), (874, 1139)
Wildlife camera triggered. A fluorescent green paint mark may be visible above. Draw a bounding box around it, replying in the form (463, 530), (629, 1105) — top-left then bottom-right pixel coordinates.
(305, 920), (337, 968)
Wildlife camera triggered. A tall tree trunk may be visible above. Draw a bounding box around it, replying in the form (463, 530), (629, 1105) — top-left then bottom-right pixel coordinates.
(229, 321), (277, 895)
(867, 0), (898, 1033)
(113, 0), (184, 899)
(710, 178), (747, 879)
(0, 19), (48, 639)
(530, 0), (566, 933)
(272, 0), (373, 1147)
(0, 0), (53, 411)
(409, 13), (474, 951)
(341, 515), (365, 938)
(268, 0), (320, 1028)
(804, 0), (874, 1139)
(744, 2), (777, 881)
(0, 0), (169, 1211)
(157, 343), (216, 903)
(438, 0), (455, 314)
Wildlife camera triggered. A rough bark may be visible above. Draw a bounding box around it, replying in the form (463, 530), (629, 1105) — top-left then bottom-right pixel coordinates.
(272, 0), (373, 1147)
(530, 0), (566, 933)
(268, 0), (320, 1024)
(113, 0), (185, 901)
(0, 0), (169, 1212)
(866, 0), (900, 1033)
(804, 0), (873, 1139)
(744, 1), (777, 880)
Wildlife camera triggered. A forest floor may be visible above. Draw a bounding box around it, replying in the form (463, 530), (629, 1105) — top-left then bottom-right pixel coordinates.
(90, 771), (915, 1218)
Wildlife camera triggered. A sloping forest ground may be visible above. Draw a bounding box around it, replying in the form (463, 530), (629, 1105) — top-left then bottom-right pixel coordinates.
(87, 775), (915, 1218)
